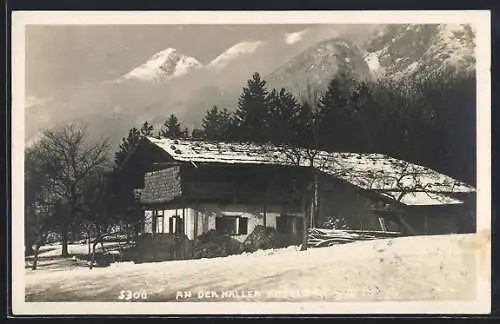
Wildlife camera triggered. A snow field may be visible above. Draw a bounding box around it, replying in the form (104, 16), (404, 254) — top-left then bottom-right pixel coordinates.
(25, 234), (480, 302)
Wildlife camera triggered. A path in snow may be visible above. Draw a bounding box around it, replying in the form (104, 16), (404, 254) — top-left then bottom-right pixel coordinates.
(24, 234), (479, 302)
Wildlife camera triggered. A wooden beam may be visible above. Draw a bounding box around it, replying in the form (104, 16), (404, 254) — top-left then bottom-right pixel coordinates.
(152, 162), (182, 167)
(194, 201), (199, 238)
(378, 217), (388, 232)
(182, 198), (186, 235)
(152, 210), (157, 234)
(263, 205), (267, 228)
(300, 189), (308, 251)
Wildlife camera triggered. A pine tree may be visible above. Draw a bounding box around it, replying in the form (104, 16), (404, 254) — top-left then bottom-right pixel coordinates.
(317, 72), (358, 151)
(234, 72), (270, 143)
(295, 101), (316, 149)
(110, 120), (156, 242)
(182, 127), (189, 139)
(202, 105), (234, 141)
(139, 121), (154, 137)
(347, 81), (385, 152)
(114, 121), (154, 167)
(266, 88), (301, 144)
(114, 127), (141, 167)
(191, 128), (205, 140)
(160, 114), (184, 139)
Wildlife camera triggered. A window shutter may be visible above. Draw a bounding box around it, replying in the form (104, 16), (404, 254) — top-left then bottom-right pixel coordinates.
(152, 211), (157, 233)
(169, 217), (174, 233)
(239, 217), (248, 235)
(177, 217), (184, 234)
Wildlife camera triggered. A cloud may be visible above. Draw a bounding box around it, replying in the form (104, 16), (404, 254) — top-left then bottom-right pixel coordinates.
(208, 40), (265, 69)
(25, 95), (50, 109)
(285, 30), (307, 45)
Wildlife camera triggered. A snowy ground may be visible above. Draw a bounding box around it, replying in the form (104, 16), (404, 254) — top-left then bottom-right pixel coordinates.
(25, 234), (479, 302)
(25, 242), (128, 271)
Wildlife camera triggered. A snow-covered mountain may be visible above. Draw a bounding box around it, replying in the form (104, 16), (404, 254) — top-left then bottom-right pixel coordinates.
(27, 24), (476, 150)
(115, 48), (202, 84)
(115, 41), (268, 85)
(266, 38), (372, 98)
(207, 41), (265, 70)
(363, 24), (476, 80)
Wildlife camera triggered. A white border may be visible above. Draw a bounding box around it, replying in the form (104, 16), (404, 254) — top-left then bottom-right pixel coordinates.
(11, 10), (492, 315)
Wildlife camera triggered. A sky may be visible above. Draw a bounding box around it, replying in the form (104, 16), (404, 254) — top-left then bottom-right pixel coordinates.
(25, 24), (377, 99)
(24, 24), (379, 145)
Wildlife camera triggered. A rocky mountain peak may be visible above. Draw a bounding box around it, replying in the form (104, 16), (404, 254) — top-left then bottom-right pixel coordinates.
(116, 47), (202, 84)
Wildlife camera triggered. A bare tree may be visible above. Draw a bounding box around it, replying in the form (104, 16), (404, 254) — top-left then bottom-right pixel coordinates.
(25, 143), (62, 269)
(363, 160), (467, 234)
(79, 171), (132, 269)
(37, 123), (110, 257)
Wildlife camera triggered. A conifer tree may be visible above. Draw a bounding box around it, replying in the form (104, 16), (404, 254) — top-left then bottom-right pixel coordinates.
(139, 121), (154, 137)
(317, 72), (358, 151)
(202, 105), (233, 141)
(266, 88), (301, 144)
(234, 72), (269, 142)
(114, 127), (141, 167)
(160, 114), (184, 139)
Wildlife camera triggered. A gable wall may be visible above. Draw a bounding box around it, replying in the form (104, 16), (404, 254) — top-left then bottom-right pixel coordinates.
(317, 174), (384, 230)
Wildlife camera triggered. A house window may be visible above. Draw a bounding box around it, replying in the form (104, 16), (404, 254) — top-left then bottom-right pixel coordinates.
(144, 210), (153, 233)
(276, 215), (302, 234)
(216, 216), (248, 235)
(169, 215), (184, 234)
(152, 210), (165, 233)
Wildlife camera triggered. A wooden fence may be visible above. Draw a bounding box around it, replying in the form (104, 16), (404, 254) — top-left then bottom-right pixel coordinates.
(132, 233), (194, 263)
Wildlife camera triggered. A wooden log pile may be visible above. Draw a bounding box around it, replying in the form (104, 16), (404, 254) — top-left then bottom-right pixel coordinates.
(308, 228), (401, 248)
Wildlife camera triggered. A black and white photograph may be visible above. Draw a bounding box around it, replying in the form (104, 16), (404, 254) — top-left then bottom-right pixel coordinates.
(11, 11), (491, 315)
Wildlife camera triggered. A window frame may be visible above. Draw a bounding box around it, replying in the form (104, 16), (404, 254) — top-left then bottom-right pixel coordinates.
(169, 215), (184, 234)
(216, 215), (248, 235)
(156, 215), (164, 233)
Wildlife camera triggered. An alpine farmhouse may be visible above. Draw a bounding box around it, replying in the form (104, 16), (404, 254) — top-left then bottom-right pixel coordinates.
(115, 137), (476, 262)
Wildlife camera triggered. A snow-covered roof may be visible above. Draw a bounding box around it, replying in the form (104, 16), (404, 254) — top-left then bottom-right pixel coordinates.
(379, 192), (464, 206)
(145, 137), (475, 206)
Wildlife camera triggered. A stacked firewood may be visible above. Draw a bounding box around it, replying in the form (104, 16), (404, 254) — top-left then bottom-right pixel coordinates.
(307, 228), (401, 248)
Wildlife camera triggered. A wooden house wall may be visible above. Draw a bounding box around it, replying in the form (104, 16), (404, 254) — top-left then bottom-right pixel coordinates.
(315, 173), (473, 235)
(181, 164), (308, 206)
(144, 203), (304, 242)
(194, 203), (302, 242)
(136, 148), (473, 239)
(316, 174), (384, 231)
(402, 206), (461, 235)
(117, 139), (173, 190)
(141, 163), (307, 241)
